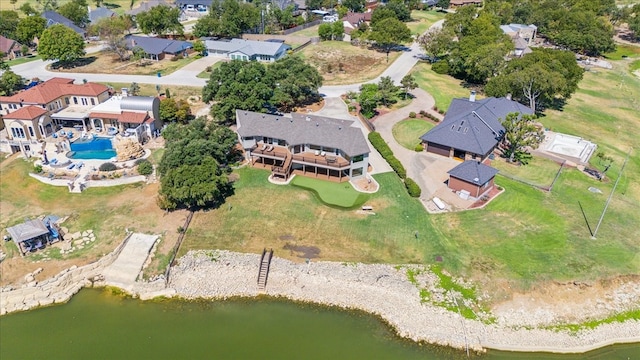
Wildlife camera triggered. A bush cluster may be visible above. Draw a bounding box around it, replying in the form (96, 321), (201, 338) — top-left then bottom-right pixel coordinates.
(414, 143), (424, 152)
(409, 111), (416, 118)
(431, 60), (449, 74)
(136, 159), (153, 176)
(404, 177), (421, 197)
(368, 132), (406, 179)
(99, 162), (117, 171)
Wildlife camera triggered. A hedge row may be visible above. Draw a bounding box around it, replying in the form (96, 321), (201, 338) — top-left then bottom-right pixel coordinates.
(404, 177), (421, 197)
(368, 132), (406, 179)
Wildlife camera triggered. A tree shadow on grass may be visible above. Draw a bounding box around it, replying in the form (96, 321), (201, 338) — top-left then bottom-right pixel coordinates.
(50, 56), (97, 70)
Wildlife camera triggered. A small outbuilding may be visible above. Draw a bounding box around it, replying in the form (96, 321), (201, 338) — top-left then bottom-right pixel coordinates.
(447, 161), (499, 199)
(6, 219), (58, 256)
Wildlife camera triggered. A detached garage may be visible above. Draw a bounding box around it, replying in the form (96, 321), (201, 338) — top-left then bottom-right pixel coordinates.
(447, 160), (499, 199)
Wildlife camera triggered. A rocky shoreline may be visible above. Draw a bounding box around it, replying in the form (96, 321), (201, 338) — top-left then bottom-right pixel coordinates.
(168, 250), (640, 354)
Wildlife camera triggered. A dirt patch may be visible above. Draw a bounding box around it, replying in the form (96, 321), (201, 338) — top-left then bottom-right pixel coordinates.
(48, 51), (196, 76)
(283, 243), (321, 259)
(295, 98), (325, 113)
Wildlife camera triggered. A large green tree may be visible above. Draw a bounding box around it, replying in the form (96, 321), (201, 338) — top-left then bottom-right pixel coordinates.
(485, 48), (583, 111)
(37, 24), (86, 65)
(202, 57), (322, 123)
(158, 118), (238, 210)
(15, 16), (47, 46)
(418, 27), (453, 59)
(318, 21), (344, 41)
(0, 11), (20, 39)
(368, 17), (412, 61)
(192, 0), (259, 38)
(58, 0), (89, 28)
(0, 70), (25, 96)
(499, 112), (544, 165)
(89, 15), (133, 61)
(342, 0), (365, 12)
(384, 0), (411, 22)
(136, 5), (183, 35)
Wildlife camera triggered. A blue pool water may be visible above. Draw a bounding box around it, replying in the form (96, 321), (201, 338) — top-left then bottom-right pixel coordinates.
(68, 137), (115, 160)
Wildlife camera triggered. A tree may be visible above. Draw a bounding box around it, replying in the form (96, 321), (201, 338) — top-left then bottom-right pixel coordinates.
(0, 70), (25, 96)
(368, 17), (412, 61)
(129, 82), (140, 96)
(437, 0), (450, 9)
(358, 83), (380, 119)
(159, 98), (192, 123)
(499, 112), (544, 164)
(193, 14), (222, 37)
(158, 118), (238, 210)
(89, 15), (133, 61)
(38, 24), (86, 65)
(58, 0), (89, 28)
(629, 13), (640, 40)
(136, 5), (183, 35)
(318, 21), (344, 41)
(371, 7), (397, 26)
(0, 54), (8, 71)
(0, 11), (20, 39)
(342, 0), (365, 12)
(15, 16), (47, 46)
(385, 0), (411, 22)
(19, 3), (38, 16)
(418, 27), (453, 59)
(485, 48), (584, 111)
(192, 0), (259, 38)
(37, 0), (59, 12)
(269, 56), (323, 112)
(377, 76), (398, 107)
(192, 39), (206, 56)
(400, 74), (417, 99)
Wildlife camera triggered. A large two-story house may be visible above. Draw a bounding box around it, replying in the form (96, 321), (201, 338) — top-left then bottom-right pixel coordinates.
(0, 78), (110, 156)
(236, 110), (370, 182)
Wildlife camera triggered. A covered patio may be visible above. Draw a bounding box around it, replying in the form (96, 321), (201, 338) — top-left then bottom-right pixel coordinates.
(6, 219), (59, 256)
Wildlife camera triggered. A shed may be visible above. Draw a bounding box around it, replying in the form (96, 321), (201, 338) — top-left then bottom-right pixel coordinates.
(447, 161), (499, 198)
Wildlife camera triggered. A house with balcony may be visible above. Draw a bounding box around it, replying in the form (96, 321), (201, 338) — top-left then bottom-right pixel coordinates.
(1, 106), (53, 156)
(236, 110), (370, 182)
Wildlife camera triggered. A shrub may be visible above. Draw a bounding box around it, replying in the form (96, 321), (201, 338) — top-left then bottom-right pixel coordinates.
(409, 111), (416, 118)
(405, 177), (421, 197)
(206, 66), (212, 72)
(368, 132), (406, 179)
(99, 162), (117, 171)
(171, 54), (183, 61)
(387, 157), (406, 179)
(34, 164), (43, 173)
(419, 110), (426, 116)
(414, 143), (423, 152)
(431, 60), (449, 74)
(433, 106), (438, 112)
(137, 159), (153, 176)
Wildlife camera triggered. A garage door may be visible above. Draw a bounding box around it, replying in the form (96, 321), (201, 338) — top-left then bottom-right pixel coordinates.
(426, 142), (450, 157)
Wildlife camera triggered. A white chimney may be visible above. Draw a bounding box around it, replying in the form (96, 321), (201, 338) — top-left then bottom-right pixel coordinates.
(121, 88), (129, 97)
(469, 90), (476, 102)
(506, 93), (512, 100)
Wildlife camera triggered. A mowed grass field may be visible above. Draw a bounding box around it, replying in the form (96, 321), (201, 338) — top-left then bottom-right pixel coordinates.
(410, 62), (473, 111)
(2, 0), (137, 15)
(406, 10), (446, 37)
(392, 118), (434, 150)
(290, 176), (369, 209)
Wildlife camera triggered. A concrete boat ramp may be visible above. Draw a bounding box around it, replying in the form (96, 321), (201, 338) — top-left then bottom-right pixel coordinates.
(101, 233), (158, 287)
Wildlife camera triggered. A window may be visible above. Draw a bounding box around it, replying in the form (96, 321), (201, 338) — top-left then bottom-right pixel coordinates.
(352, 154), (364, 163)
(11, 127), (25, 138)
(352, 167), (364, 177)
(73, 97), (78, 104)
(65, 97), (69, 105)
(91, 98), (95, 105)
(28, 127), (35, 137)
(81, 98), (88, 105)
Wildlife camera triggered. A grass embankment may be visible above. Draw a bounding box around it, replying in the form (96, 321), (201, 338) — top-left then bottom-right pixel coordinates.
(410, 62), (472, 111)
(492, 156), (562, 189)
(7, 55), (41, 66)
(0, 158), (185, 284)
(297, 41), (401, 86)
(51, 51), (198, 76)
(406, 10), (446, 37)
(392, 118), (435, 150)
(547, 309), (640, 333)
(197, 60), (225, 78)
(291, 176), (369, 209)
(183, 168), (448, 262)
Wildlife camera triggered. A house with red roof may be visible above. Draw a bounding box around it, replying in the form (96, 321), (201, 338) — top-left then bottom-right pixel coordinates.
(88, 95), (161, 143)
(1, 106), (53, 155)
(0, 35), (25, 60)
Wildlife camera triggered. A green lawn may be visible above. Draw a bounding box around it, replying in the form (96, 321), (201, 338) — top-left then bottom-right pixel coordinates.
(603, 44), (640, 60)
(293, 25), (320, 38)
(392, 118), (435, 150)
(406, 10), (446, 37)
(410, 62), (472, 111)
(290, 176), (369, 209)
(491, 156), (563, 188)
(7, 55), (41, 67)
(197, 60), (224, 78)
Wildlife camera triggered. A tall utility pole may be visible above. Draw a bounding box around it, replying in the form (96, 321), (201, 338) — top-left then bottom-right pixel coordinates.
(592, 148), (632, 239)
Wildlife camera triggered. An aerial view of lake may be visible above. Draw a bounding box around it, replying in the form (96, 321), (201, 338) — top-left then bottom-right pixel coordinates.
(0, 289), (636, 359)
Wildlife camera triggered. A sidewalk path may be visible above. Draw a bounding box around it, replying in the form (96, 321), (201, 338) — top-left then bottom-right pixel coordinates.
(102, 233), (158, 287)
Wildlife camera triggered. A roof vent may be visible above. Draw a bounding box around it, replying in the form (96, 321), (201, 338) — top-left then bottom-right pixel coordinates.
(262, 115), (265, 118)
(290, 119), (293, 123)
(306, 116), (311, 121)
(276, 117), (279, 121)
(338, 126), (342, 130)
(316, 122), (319, 127)
(469, 90), (476, 102)
(473, 177), (479, 183)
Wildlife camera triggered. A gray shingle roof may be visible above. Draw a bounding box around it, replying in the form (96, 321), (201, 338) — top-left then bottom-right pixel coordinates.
(205, 39), (290, 57)
(176, 0), (212, 5)
(236, 110), (370, 157)
(448, 160), (499, 184)
(6, 219), (50, 243)
(42, 11), (86, 36)
(420, 97), (534, 156)
(124, 35), (192, 55)
(89, 7), (116, 23)
(126, 0), (174, 16)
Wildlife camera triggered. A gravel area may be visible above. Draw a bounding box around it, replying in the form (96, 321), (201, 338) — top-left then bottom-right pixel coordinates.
(168, 250), (640, 353)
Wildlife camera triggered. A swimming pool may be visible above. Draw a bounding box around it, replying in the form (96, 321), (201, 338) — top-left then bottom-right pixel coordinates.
(68, 137), (116, 160)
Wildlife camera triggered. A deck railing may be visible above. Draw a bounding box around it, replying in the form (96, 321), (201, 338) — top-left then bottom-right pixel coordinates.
(291, 154), (350, 168)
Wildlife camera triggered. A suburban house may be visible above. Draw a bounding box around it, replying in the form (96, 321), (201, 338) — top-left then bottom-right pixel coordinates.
(175, 0), (211, 12)
(447, 160), (499, 199)
(500, 24), (537, 45)
(449, 0), (483, 7)
(88, 95), (161, 142)
(1, 106), (53, 155)
(89, 7), (116, 24)
(127, 0), (175, 16)
(420, 93), (534, 161)
(236, 110), (370, 182)
(124, 35), (193, 61)
(205, 38), (290, 62)
(0, 35), (25, 60)
(342, 11), (372, 40)
(42, 11), (87, 38)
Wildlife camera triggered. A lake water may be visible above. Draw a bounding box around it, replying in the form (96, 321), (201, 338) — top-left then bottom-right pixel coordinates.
(0, 289), (637, 360)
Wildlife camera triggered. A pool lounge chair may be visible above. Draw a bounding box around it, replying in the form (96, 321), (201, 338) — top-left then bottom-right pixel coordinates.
(67, 163), (76, 170)
(77, 161), (84, 169)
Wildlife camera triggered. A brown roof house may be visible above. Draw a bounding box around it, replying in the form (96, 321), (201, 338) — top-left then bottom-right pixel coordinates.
(420, 92), (533, 161)
(447, 160), (499, 199)
(1, 106), (53, 157)
(0, 35), (25, 60)
(236, 110), (370, 182)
